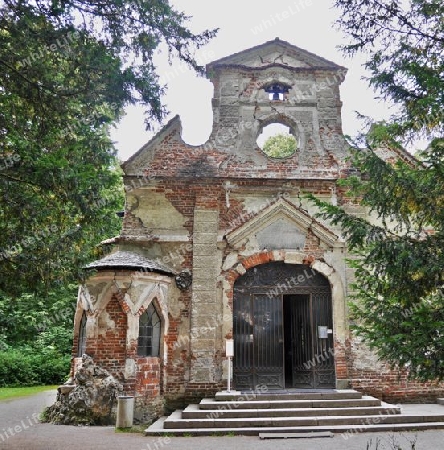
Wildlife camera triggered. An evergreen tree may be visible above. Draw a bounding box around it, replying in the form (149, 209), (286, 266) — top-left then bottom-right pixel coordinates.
(312, 0), (444, 380)
(0, 0), (216, 296)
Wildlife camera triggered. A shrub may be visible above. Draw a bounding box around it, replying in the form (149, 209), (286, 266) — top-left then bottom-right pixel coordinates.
(0, 346), (70, 387)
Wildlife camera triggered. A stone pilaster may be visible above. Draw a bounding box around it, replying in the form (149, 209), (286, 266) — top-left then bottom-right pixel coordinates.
(190, 209), (219, 382)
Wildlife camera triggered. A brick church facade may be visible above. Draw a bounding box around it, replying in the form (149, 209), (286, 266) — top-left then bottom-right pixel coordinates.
(70, 39), (444, 421)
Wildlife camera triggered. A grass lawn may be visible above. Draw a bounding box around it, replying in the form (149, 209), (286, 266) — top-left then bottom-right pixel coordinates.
(0, 385), (58, 402)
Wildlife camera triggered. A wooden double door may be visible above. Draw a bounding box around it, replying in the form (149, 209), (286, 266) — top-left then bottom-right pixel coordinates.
(233, 262), (335, 390)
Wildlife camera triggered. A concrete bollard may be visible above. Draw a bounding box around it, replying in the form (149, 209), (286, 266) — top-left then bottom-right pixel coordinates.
(116, 396), (134, 428)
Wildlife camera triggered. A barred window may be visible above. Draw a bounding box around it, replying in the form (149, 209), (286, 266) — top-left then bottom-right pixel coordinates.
(138, 303), (161, 357)
(77, 311), (87, 357)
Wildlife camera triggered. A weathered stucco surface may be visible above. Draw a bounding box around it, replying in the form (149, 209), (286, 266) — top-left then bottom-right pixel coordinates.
(126, 190), (188, 235)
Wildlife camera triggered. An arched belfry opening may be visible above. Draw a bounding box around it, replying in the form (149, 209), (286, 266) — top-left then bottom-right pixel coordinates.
(263, 82), (291, 101)
(233, 262), (335, 390)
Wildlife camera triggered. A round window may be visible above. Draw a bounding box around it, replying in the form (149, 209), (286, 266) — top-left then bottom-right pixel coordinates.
(257, 123), (298, 159)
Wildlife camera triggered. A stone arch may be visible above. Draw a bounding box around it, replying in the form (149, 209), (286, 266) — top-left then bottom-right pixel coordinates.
(223, 251), (316, 305)
(76, 279), (115, 316)
(224, 250), (346, 339)
(221, 249), (349, 388)
(75, 272), (171, 355)
(73, 281), (117, 348)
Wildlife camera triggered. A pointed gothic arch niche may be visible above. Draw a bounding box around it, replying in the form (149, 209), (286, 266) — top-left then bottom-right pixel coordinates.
(77, 311), (88, 357)
(137, 299), (162, 358)
(124, 280), (170, 363)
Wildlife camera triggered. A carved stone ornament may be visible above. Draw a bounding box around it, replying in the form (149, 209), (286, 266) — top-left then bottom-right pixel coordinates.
(175, 271), (192, 290)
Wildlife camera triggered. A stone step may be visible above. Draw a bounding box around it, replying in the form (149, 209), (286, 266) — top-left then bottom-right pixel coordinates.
(199, 395), (382, 410)
(145, 416), (444, 436)
(214, 389), (362, 402)
(163, 409), (438, 430)
(145, 385), (444, 437)
(182, 403), (400, 419)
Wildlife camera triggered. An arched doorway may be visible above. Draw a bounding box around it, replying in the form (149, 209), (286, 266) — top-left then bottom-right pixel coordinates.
(233, 262), (335, 390)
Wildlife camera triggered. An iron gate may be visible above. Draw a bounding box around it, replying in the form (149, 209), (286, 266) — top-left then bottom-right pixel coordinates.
(233, 262), (335, 390)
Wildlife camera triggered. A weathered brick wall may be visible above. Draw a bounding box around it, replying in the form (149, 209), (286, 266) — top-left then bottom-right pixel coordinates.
(348, 336), (444, 403)
(93, 295), (127, 380)
(71, 175), (444, 413)
(134, 357), (163, 421)
(350, 369), (444, 403)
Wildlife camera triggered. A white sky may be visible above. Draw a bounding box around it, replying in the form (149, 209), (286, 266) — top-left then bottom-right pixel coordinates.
(111, 0), (399, 162)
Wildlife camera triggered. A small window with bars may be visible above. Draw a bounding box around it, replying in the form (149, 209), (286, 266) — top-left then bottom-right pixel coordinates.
(138, 303), (161, 357)
(77, 311), (87, 357)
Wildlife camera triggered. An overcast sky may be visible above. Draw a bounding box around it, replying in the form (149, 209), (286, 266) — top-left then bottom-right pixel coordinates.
(111, 0), (398, 161)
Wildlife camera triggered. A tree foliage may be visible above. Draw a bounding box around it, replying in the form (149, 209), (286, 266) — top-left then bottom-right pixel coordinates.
(0, 283), (77, 352)
(0, 0), (216, 297)
(314, 0), (444, 380)
(0, 283), (77, 386)
(262, 133), (297, 158)
(335, 0), (443, 140)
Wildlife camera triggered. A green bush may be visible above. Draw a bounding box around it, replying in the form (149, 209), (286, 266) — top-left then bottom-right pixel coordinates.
(0, 285), (74, 387)
(0, 349), (37, 386)
(0, 347), (70, 387)
(34, 347), (71, 385)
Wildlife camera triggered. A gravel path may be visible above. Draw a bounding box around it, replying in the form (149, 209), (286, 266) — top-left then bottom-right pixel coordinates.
(1, 389), (443, 450)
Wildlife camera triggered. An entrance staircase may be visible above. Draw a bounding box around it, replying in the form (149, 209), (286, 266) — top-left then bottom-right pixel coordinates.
(145, 389), (444, 436)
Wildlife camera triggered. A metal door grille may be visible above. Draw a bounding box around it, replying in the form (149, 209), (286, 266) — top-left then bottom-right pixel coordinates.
(233, 262), (335, 390)
(233, 294), (284, 389)
(289, 293), (335, 388)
